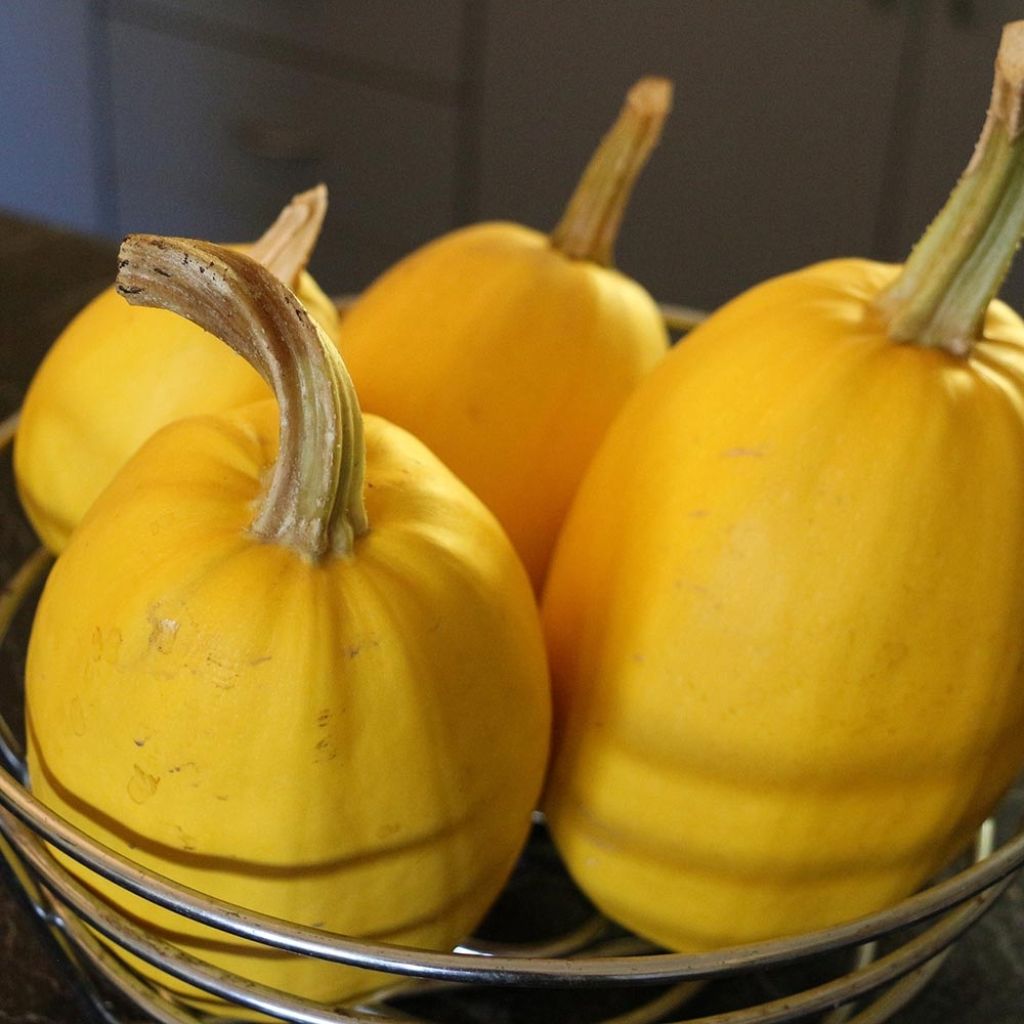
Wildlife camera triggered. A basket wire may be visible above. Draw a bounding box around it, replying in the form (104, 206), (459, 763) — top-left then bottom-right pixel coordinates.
(2, 370), (1024, 1024)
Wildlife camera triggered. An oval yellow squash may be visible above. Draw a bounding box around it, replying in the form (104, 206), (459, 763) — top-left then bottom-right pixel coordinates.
(26, 236), (550, 1011)
(542, 22), (1024, 952)
(15, 186), (340, 553)
(339, 79), (672, 589)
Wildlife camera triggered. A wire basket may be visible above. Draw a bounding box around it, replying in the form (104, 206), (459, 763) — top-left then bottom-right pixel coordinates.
(2, 301), (1024, 1024)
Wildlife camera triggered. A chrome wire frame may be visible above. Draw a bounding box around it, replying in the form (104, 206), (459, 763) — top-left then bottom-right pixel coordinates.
(2, 329), (1023, 1024)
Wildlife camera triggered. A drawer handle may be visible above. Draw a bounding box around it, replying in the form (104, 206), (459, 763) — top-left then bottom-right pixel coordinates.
(232, 120), (328, 163)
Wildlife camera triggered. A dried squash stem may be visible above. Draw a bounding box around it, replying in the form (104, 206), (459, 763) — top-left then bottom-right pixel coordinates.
(116, 236), (368, 561)
(550, 77), (673, 266)
(876, 22), (1024, 356)
(248, 183), (328, 287)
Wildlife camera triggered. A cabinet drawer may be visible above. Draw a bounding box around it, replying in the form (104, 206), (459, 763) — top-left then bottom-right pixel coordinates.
(109, 0), (466, 90)
(108, 19), (459, 292)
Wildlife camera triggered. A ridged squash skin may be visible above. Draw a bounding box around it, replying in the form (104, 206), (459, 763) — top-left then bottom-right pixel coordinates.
(26, 398), (551, 1008)
(14, 270), (339, 553)
(541, 258), (1024, 951)
(339, 222), (668, 588)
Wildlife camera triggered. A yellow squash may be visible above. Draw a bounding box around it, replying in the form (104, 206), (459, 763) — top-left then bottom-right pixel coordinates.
(26, 237), (550, 1012)
(542, 23), (1024, 952)
(339, 79), (672, 590)
(15, 185), (340, 553)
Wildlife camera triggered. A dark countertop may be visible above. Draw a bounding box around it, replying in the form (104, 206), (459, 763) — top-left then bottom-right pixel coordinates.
(0, 210), (1022, 1023)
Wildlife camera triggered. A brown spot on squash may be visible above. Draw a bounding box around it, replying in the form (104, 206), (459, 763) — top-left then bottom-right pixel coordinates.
(148, 616), (180, 655)
(127, 765), (159, 804)
(91, 625), (123, 664)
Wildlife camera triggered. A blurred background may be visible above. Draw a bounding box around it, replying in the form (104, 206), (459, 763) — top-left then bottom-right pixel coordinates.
(4, 8), (1024, 1023)
(0, 0), (1020, 311)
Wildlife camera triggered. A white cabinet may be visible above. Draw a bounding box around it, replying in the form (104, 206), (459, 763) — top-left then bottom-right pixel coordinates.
(3, 2), (1023, 307)
(107, 17), (461, 291)
(112, 0), (467, 86)
(0, 0), (104, 234)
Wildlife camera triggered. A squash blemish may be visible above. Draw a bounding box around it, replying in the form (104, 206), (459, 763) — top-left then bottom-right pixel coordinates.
(127, 766), (159, 804)
(147, 615), (179, 655)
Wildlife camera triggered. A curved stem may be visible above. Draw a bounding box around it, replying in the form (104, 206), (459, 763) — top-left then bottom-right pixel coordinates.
(0, 412), (19, 453)
(247, 183), (328, 288)
(875, 22), (1024, 356)
(115, 235), (368, 561)
(550, 76), (673, 266)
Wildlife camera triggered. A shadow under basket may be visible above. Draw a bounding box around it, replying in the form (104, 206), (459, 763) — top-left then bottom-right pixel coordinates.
(2, 300), (1024, 1024)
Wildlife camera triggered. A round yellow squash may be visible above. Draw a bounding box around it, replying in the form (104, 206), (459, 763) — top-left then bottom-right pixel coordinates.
(15, 186), (340, 553)
(339, 79), (672, 589)
(26, 237), (550, 1012)
(542, 23), (1024, 952)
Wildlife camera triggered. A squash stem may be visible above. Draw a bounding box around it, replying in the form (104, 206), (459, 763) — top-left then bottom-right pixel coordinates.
(247, 183), (328, 288)
(875, 22), (1024, 356)
(549, 76), (673, 267)
(115, 236), (369, 561)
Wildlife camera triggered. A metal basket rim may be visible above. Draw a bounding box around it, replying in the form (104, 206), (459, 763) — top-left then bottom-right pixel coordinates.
(0, 763), (1019, 1024)
(3, 657), (1024, 988)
